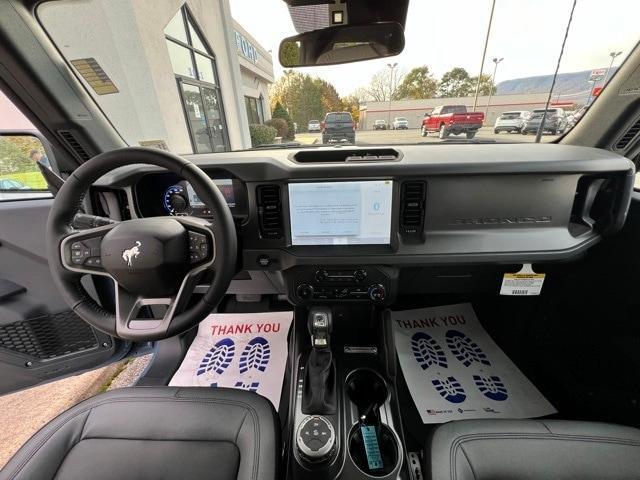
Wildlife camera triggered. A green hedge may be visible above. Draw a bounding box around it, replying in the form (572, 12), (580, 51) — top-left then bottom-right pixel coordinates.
(265, 118), (288, 139)
(249, 124), (277, 147)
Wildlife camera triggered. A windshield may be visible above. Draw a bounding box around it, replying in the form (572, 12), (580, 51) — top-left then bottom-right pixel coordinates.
(37, 0), (638, 152)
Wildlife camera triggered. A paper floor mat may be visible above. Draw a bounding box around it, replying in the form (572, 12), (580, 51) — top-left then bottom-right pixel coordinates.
(391, 303), (556, 423)
(169, 311), (293, 409)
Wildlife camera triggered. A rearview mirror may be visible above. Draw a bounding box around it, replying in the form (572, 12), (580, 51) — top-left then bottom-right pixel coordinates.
(279, 22), (405, 68)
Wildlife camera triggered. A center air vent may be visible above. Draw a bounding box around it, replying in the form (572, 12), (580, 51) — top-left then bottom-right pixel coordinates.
(400, 181), (426, 235)
(293, 148), (399, 163)
(257, 185), (283, 239)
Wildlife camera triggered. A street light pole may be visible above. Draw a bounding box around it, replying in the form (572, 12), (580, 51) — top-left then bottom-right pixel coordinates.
(387, 62), (397, 126)
(473, 0), (496, 112)
(585, 79), (595, 106)
(484, 57), (503, 122)
(603, 50), (622, 86)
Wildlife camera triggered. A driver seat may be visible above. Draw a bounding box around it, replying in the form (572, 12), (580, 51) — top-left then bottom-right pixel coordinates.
(0, 387), (280, 480)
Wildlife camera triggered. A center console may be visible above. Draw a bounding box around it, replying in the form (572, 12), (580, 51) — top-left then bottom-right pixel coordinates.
(287, 306), (406, 480)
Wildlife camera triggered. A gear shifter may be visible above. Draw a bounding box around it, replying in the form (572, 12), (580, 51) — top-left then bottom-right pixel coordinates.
(301, 307), (336, 415)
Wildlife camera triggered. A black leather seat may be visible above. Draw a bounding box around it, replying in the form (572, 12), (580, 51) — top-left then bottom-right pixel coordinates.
(426, 419), (640, 479)
(0, 387), (280, 480)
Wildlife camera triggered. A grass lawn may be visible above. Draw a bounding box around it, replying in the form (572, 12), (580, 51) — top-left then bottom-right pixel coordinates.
(1, 171), (48, 190)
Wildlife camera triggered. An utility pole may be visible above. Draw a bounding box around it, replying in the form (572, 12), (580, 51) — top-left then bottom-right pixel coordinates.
(472, 0), (496, 112)
(387, 62), (397, 126)
(484, 57), (503, 122)
(603, 50), (622, 86)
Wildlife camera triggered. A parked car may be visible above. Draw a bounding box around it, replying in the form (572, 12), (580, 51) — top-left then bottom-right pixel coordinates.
(421, 105), (484, 139)
(494, 111), (530, 133)
(567, 105), (588, 130)
(392, 117), (408, 129)
(308, 119), (321, 132)
(0, 178), (29, 190)
(373, 119), (388, 130)
(321, 111), (356, 143)
(521, 108), (568, 135)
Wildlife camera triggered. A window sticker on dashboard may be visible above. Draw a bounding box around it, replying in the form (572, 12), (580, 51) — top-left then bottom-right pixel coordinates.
(500, 264), (545, 296)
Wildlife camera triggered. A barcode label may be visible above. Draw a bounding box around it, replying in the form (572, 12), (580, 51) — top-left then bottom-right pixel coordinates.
(500, 264), (545, 296)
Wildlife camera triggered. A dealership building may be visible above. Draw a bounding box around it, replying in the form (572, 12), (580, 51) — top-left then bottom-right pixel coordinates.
(359, 92), (586, 130)
(39, 0), (273, 153)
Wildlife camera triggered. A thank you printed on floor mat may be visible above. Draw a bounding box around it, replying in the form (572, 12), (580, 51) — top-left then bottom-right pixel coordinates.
(170, 311), (293, 409)
(391, 303), (556, 423)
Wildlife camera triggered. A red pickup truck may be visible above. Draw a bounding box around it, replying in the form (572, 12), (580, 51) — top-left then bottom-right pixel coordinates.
(421, 105), (484, 139)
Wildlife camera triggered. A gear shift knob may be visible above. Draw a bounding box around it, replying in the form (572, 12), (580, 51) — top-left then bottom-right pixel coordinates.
(308, 307), (332, 348)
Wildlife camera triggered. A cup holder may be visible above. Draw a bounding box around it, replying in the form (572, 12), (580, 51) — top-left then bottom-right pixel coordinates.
(345, 369), (400, 477)
(348, 423), (399, 477)
(346, 369), (388, 414)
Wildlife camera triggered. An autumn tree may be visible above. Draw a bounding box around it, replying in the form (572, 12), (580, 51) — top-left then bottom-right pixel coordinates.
(395, 66), (438, 100)
(470, 73), (497, 96)
(269, 70), (342, 132)
(437, 67), (474, 97)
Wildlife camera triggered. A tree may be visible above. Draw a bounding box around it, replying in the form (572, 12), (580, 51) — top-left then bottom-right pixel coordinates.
(364, 67), (405, 102)
(272, 101), (295, 140)
(437, 67), (473, 97)
(341, 93), (362, 124)
(269, 70), (342, 132)
(315, 79), (342, 114)
(470, 73), (497, 96)
(395, 66), (437, 100)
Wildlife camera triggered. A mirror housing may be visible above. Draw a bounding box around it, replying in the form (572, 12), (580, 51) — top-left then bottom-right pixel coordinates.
(279, 22), (405, 68)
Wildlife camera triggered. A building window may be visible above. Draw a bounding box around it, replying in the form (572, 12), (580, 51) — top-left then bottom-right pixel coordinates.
(245, 96), (263, 124)
(165, 7), (229, 153)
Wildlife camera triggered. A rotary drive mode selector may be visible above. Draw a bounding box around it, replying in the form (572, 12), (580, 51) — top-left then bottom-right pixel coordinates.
(296, 415), (336, 462)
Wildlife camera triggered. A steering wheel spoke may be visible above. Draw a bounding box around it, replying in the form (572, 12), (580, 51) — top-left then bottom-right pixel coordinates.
(60, 224), (117, 277)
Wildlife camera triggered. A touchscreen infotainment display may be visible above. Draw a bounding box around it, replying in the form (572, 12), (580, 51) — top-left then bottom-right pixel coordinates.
(288, 181), (393, 245)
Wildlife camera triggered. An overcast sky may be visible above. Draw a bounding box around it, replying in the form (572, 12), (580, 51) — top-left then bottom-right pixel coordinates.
(231, 0), (639, 96)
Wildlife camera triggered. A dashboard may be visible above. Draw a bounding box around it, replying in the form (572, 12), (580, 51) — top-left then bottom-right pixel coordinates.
(94, 143), (635, 305)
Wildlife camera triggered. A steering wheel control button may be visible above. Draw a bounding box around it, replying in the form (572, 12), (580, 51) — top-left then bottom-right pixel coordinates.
(188, 231), (210, 264)
(296, 415), (336, 463)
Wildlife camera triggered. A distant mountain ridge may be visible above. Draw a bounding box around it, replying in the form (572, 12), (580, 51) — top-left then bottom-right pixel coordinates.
(496, 67), (618, 96)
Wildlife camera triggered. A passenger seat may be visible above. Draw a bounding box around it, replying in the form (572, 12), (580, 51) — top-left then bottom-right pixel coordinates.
(426, 419), (640, 479)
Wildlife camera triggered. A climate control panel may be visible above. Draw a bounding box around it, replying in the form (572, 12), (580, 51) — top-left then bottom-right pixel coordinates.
(287, 266), (395, 305)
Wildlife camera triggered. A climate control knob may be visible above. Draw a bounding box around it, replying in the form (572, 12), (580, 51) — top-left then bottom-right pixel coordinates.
(368, 284), (386, 302)
(296, 283), (314, 300)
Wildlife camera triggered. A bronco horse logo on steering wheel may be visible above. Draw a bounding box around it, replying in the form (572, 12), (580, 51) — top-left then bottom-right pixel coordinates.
(122, 241), (142, 267)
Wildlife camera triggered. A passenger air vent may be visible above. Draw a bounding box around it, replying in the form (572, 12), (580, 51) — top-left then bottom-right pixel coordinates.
(293, 148), (399, 163)
(400, 181), (426, 235)
(58, 130), (91, 161)
(257, 185), (283, 239)
(614, 117), (640, 151)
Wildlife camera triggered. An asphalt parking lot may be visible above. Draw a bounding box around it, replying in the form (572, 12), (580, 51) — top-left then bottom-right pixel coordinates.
(296, 126), (560, 145)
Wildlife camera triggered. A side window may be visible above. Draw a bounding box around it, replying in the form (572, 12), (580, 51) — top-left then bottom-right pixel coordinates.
(0, 134), (52, 201)
(0, 90), (53, 201)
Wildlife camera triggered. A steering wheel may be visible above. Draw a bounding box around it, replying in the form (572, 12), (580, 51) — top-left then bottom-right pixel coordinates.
(46, 147), (237, 341)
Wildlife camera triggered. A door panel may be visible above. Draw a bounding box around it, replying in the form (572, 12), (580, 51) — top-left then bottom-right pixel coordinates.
(0, 199), (131, 395)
